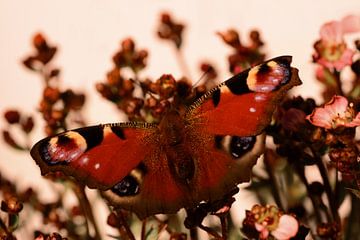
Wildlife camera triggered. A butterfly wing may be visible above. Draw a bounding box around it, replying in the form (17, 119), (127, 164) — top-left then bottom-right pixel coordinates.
(187, 56), (301, 136)
(31, 122), (192, 218)
(30, 56), (301, 219)
(182, 56), (301, 204)
(30, 122), (157, 190)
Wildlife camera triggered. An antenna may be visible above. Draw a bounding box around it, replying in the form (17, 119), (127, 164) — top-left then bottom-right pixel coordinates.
(192, 67), (212, 89)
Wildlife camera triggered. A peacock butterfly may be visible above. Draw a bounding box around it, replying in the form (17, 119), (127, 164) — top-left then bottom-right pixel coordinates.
(30, 56), (301, 219)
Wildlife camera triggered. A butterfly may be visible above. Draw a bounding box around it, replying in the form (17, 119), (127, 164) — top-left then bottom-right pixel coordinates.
(30, 56), (301, 219)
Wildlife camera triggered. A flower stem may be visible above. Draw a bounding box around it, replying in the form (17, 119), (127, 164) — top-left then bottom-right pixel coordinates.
(141, 219), (147, 240)
(0, 218), (10, 235)
(189, 227), (198, 240)
(333, 70), (344, 96)
(115, 209), (136, 240)
(74, 184), (101, 240)
(264, 151), (285, 210)
(220, 215), (228, 240)
(294, 165), (323, 223)
(316, 155), (340, 223)
(174, 47), (192, 79)
(198, 224), (222, 239)
(345, 193), (360, 240)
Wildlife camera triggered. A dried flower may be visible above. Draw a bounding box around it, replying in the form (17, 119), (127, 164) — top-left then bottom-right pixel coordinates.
(280, 108), (307, 132)
(217, 29), (241, 48)
(157, 12), (185, 49)
(157, 74), (177, 99)
(2, 130), (23, 150)
(4, 110), (21, 124)
(218, 29), (265, 74)
(317, 222), (340, 239)
(112, 38), (148, 73)
(23, 33), (57, 71)
(34, 231), (67, 240)
(313, 15), (360, 71)
(1, 197), (23, 214)
(306, 95), (360, 129)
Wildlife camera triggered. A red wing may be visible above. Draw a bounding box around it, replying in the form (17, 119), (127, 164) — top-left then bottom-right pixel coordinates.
(30, 122), (157, 190)
(102, 130), (266, 219)
(186, 56), (301, 136)
(189, 134), (265, 203)
(103, 150), (193, 219)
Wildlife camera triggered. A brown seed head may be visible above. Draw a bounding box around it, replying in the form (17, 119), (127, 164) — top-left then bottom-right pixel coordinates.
(4, 110), (21, 124)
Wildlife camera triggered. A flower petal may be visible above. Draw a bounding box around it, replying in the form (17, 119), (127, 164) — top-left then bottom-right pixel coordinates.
(320, 20), (343, 43)
(333, 48), (354, 71)
(341, 15), (360, 34)
(307, 96), (350, 129)
(255, 223), (270, 239)
(307, 108), (333, 129)
(271, 215), (299, 240)
(324, 95), (348, 117)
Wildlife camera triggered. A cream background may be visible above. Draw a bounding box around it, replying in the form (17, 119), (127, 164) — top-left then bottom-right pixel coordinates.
(0, 0), (360, 238)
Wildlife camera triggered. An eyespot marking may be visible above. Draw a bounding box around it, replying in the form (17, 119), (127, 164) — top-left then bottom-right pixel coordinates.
(229, 136), (256, 159)
(111, 175), (140, 197)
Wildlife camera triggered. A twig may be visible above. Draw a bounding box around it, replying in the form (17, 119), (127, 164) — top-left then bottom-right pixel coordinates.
(153, 215), (173, 235)
(333, 70), (344, 96)
(73, 184), (101, 240)
(220, 216), (228, 240)
(189, 227), (198, 240)
(174, 47), (191, 79)
(141, 219), (147, 240)
(198, 224), (222, 239)
(264, 151), (285, 210)
(294, 165), (323, 223)
(0, 218), (10, 235)
(115, 209), (136, 240)
(315, 152), (340, 223)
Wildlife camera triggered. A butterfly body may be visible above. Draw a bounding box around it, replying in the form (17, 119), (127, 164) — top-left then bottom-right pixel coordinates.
(31, 56), (301, 219)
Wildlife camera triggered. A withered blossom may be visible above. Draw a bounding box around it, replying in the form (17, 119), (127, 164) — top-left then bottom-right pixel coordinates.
(157, 12), (185, 49)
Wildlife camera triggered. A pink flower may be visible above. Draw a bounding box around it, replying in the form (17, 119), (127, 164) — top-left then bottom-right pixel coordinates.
(255, 215), (298, 240)
(243, 205), (299, 240)
(306, 95), (360, 129)
(271, 215), (299, 240)
(313, 15), (360, 71)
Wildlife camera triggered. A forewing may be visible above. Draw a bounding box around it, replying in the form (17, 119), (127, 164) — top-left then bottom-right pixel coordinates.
(187, 56), (301, 136)
(30, 122), (157, 190)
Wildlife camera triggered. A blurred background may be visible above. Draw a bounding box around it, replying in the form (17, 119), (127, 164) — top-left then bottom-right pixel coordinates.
(0, 0), (360, 238)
